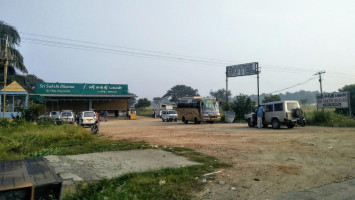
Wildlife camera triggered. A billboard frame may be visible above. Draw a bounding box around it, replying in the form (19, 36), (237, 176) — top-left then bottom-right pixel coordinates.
(225, 62), (260, 106)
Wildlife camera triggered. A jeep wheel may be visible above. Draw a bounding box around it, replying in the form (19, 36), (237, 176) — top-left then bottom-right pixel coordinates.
(287, 124), (294, 129)
(272, 119), (281, 129)
(162, 118), (165, 122)
(300, 120), (306, 127)
(248, 119), (254, 128)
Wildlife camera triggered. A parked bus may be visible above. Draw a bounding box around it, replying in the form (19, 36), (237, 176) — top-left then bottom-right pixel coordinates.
(177, 97), (221, 124)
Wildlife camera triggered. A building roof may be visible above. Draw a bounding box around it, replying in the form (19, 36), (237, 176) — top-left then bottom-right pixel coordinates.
(0, 81), (27, 93)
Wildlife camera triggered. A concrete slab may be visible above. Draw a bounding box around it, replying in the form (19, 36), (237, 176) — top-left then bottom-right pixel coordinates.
(45, 149), (200, 195)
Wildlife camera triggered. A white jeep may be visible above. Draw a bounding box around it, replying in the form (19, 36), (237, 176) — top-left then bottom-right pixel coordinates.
(245, 100), (306, 129)
(161, 110), (178, 122)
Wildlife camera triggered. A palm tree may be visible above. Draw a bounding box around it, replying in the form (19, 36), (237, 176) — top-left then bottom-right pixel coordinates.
(0, 20), (28, 78)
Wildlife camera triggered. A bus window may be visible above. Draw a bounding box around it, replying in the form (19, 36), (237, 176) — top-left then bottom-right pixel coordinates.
(202, 100), (219, 112)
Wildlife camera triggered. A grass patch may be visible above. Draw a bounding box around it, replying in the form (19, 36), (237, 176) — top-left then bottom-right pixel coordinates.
(64, 147), (231, 200)
(0, 119), (148, 161)
(301, 105), (355, 127)
(0, 119), (231, 199)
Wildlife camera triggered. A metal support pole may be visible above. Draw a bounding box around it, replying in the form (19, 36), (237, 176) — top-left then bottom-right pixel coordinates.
(348, 92), (352, 122)
(257, 63), (260, 106)
(226, 71), (228, 110)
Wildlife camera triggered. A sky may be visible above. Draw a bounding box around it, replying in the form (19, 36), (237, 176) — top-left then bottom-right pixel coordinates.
(1, 0), (354, 99)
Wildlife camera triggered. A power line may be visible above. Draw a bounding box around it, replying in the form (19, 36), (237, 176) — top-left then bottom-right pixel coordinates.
(21, 40), (227, 67)
(3, 33), (355, 79)
(267, 77), (317, 94)
(20, 32), (240, 64)
(22, 37), (355, 79)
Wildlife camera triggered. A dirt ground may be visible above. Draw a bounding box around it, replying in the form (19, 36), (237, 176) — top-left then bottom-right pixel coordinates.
(100, 116), (355, 200)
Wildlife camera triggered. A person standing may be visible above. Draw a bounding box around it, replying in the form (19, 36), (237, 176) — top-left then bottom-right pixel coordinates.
(126, 109), (131, 120)
(104, 110), (108, 122)
(257, 105), (263, 128)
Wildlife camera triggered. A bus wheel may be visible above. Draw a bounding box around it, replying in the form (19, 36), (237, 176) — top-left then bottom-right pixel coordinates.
(194, 118), (199, 124)
(182, 117), (188, 124)
(208, 121), (214, 124)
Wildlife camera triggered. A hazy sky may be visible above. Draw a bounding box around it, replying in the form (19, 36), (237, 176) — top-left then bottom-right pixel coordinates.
(1, 0), (354, 99)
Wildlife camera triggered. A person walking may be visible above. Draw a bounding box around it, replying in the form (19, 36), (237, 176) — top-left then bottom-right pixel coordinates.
(257, 105), (263, 128)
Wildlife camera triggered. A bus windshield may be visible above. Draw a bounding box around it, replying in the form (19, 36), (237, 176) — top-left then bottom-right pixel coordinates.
(202, 99), (219, 112)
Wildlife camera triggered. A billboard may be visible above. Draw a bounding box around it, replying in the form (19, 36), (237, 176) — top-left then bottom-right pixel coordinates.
(35, 82), (128, 95)
(316, 92), (349, 109)
(226, 62), (259, 77)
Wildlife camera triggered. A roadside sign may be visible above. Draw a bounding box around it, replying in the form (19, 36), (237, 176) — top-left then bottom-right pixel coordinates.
(225, 62), (261, 106)
(226, 62), (259, 77)
(316, 92), (349, 109)
(35, 82), (128, 95)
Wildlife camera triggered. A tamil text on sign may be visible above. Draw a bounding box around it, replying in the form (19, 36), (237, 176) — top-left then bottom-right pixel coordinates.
(316, 92), (349, 109)
(35, 83), (128, 95)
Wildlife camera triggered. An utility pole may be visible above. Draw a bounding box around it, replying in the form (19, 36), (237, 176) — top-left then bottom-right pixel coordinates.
(256, 63), (260, 106)
(315, 70), (325, 95)
(315, 70), (325, 112)
(1, 36), (9, 118)
(225, 71), (228, 110)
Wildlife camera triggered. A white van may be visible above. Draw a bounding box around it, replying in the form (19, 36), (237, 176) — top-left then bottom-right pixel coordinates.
(78, 111), (96, 126)
(161, 110), (178, 122)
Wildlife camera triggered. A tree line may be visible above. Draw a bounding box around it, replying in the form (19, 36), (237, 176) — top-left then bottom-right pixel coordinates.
(136, 84), (355, 121)
(0, 21), (43, 93)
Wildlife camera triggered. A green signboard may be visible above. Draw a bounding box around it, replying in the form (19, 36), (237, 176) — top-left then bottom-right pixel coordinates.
(35, 82), (128, 95)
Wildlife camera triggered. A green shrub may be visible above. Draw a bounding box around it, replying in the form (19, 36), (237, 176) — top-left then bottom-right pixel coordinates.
(18, 101), (46, 122)
(220, 113), (225, 122)
(37, 117), (55, 126)
(0, 121), (147, 161)
(136, 107), (154, 117)
(0, 118), (11, 128)
(306, 109), (355, 127)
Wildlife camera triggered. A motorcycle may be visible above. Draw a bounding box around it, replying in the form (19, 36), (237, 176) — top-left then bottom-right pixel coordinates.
(91, 120), (100, 134)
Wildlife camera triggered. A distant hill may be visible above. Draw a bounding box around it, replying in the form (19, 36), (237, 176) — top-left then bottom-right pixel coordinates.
(249, 90), (320, 105)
